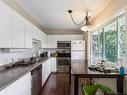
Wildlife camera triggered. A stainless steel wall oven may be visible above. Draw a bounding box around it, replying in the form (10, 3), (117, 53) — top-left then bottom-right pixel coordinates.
(57, 41), (71, 73)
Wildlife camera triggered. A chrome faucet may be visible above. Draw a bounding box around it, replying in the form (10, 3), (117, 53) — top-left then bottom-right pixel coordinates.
(11, 58), (15, 66)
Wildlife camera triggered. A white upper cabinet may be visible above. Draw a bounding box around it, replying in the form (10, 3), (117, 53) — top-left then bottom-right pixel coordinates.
(40, 30), (47, 48)
(47, 35), (57, 48)
(47, 35), (83, 48)
(24, 19), (32, 48)
(32, 27), (48, 48)
(0, 1), (12, 48)
(0, 1), (47, 49)
(38, 30), (43, 41)
(32, 26), (39, 40)
(12, 11), (25, 48)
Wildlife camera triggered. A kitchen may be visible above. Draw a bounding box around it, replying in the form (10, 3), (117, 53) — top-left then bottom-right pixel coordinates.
(0, 0), (127, 95)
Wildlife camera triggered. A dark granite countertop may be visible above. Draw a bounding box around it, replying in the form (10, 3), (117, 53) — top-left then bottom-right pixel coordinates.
(71, 59), (123, 77)
(0, 57), (49, 91)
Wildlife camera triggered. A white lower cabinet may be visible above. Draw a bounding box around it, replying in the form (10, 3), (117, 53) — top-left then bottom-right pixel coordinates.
(0, 89), (5, 95)
(42, 62), (46, 86)
(42, 58), (57, 86)
(42, 59), (51, 86)
(1, 58), (57, 95)
(51, 57), (57, 72)
(6, 73), (31, 95)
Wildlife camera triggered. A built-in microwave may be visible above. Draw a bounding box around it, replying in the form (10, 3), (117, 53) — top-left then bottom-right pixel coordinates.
(57, 41), (71, 49)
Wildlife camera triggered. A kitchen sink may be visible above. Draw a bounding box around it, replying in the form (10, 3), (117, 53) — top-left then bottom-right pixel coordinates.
(5, 61), (35, 69)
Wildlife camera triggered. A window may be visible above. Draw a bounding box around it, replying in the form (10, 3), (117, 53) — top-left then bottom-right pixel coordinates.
(91, 31), (99, 58)
(98, 29), (103, 59)
(104, 21), (117, 63)
(91, 31), (99, 64)
(91, 15), (126, 64)
(118, 16), (126, 63)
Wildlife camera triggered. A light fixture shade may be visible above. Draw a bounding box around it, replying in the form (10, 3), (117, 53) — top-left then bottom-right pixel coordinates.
(81, 25), (91, 31)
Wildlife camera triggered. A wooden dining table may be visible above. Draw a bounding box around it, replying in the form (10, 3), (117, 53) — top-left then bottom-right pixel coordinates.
(70, 59), (124, 95)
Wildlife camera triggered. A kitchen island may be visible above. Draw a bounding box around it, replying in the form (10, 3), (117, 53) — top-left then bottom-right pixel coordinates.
(71, 59), (125, 95)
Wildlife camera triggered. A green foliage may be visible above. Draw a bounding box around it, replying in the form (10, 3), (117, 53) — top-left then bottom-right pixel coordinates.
(99, 31), (104, 58)
(83, 85), (98, 95)
(95, 84), (113, 94)
(104, 30), (117, 63)
(119, 25), (125, 58)
(83, 84), (113, 95)
(92, 34), (99, 57)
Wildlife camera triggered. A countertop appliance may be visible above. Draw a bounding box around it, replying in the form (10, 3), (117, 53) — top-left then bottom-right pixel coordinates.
(31, 65), (42, 95)
(71, 40), (85, 59)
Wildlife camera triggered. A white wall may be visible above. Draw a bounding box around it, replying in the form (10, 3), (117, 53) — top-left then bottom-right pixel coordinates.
(0, 49), (32, 66)
(93, 0), (127, 26)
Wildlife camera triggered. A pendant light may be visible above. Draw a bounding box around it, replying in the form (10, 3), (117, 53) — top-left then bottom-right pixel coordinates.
(68, 10), (91, 32)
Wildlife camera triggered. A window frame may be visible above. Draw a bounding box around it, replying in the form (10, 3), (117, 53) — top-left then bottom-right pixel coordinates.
(90, 13), (126, 64)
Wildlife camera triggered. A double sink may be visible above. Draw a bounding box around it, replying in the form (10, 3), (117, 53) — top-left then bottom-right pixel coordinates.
(1, 58), (35, 71)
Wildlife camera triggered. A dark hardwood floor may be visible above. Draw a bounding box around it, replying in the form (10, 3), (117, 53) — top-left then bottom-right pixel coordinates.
(40, 73), (74, 95)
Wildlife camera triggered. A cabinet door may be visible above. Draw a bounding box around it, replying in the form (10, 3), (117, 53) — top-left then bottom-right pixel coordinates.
(42, 59), (51, 86)
(47, 35), (57, 48)
(41, 31), (47, 48)
(32, 26), (39, 40)
(6, 73), (31, 95)
(42, 63), (46, 86)
(24, 19), (32, 48)
(0, 1), (12, 48)
(47, 59), (51, 76)
(38, 30), (43, 41)
(43, 33), (48, 48)
(0, 89), (5, 95)
(12, 11), (25, 48)
(51, 58), (57, 72)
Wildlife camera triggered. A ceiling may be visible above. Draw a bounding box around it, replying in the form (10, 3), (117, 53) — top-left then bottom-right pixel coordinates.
(15, 0), (111, 31)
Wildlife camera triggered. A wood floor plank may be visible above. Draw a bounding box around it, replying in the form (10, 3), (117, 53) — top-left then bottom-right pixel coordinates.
(40, 73), (73, 95)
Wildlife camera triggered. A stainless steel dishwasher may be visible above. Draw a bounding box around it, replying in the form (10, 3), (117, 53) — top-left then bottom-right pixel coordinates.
(31, 65), (42, 95)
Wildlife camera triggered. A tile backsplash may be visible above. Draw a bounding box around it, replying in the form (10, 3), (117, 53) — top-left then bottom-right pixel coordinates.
(0, 49), (33, 66)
